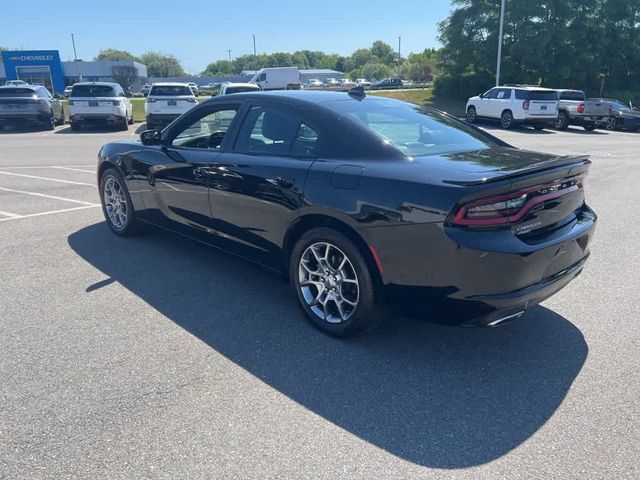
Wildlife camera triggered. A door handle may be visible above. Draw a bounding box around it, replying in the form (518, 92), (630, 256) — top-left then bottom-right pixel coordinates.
(269, 176), (295, 188)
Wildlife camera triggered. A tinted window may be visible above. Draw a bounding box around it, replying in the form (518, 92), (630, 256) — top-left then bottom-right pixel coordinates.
(327, 98), (494, 157)
(71, 85), (116, 97)
(0, 88), (35, 97)
(36, 87), (51, 98)
(514, 90), (528, 100)
(559, 91), (585, 101)
(529, 90), (558, 101)
(496, 88), (512, 99)
(225, 86), (260, 94)
(172, 108), (238, 148)
(149, 85), (192, 96)
(608, 101), (630, 111)
(484, 88), (500, 99)
(234, 106), (319, 157)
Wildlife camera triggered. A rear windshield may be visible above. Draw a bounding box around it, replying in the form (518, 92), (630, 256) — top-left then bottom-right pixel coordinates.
(528, 90), (558, 101)
(150, 85), (192, 96)
(327, 98), (494, 157)
(71, 85), (116, 97)
(559, 91), (585, 101)
(0, 88), (35, 97)
(225, 86), (260, 94)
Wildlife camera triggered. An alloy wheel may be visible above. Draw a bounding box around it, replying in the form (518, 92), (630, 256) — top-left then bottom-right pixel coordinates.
(467, 107), (477, 123)
(606, 117), (617, 130)
(103, 176), (128, 230)
(298, 242), (359, 324)
(501, 111), (513, 129)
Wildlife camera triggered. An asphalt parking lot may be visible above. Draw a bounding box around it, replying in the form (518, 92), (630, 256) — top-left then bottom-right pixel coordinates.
(1, 123), (639, 479)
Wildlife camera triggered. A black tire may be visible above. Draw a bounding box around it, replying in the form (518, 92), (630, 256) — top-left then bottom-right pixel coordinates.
(583, 123), (597, 131)
(99, 167), (141, 237)
(118, 118), (129, 131)
(44, 112), (55, 131)
(466, 106), (478, 123)
(533, 124), (545, 130)
(555, 111), (569, 130)
(606, 117), (617, 131)
(500, 110), (514, 129)
(128, 111), (134, 125)
(289, 227), (382, 337)
(70, 121), (81, 131)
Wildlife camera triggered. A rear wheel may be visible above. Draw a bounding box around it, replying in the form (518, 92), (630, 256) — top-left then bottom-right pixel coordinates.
(500, 110), (514, 129)
(118, 118), (129, 131)
(555, 111), (569, 130)
(128, 110), (134, 125)
(290, 228), (381, 337)
(466, 106), (478, 123)
(45, 112), (55, 131)
(70, 121), (81, 131)
(533, 124), (545, 130)
(99, 168), (141, 236)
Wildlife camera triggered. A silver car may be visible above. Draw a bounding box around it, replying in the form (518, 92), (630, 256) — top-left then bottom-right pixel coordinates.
(0, 85), (65, 130)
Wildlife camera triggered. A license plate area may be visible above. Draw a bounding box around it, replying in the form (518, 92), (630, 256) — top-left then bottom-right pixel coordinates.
(168, 100), (177, 106)
(541, 105), (547, 110)
(89, 101), (98, 107)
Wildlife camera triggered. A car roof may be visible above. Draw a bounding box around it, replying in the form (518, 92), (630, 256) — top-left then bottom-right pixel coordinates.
(73, 82), (120, 88)
(151, 82), (190, 87)
(223, 83), (259, 88)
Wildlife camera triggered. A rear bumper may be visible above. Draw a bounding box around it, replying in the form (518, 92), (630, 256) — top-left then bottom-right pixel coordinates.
(69, 113), (125, 124)
(0, 111), (50, 124)
(367, 206), (596, 325)
(146, 113), (181, 125)
(519, 116), (557, 126)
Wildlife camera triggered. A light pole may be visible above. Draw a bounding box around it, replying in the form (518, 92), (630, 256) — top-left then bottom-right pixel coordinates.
(252, 34), (257, 57)
(495, 0), (506, 86)
(397, 36), (401, 77)
(226, 49), (232, 63)
(71, 33), (82, 82)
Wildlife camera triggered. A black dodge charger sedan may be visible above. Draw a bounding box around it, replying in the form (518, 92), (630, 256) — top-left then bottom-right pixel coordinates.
(97, 89), (596, 337)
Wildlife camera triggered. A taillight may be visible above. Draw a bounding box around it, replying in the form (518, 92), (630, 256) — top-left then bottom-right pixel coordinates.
(577, 103), (585, 113)
(523, 100), (530, 110)
(450, 179), (582, 227)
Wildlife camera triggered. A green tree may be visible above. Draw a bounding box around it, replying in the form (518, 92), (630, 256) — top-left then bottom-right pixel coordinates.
(111, 65), (138, 91)
(95, 49), (138, 62)
(139, 51), (186, 77)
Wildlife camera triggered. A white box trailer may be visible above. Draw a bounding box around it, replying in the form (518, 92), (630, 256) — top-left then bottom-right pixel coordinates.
(249, 67), (301, 90)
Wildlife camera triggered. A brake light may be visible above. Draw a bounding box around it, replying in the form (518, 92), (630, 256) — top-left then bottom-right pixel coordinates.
(523, 100), (530, 110)
(577, 103), (585, 113)
(450, 179), (582, 227)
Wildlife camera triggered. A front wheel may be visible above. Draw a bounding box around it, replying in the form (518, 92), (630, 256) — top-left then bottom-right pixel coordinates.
(606, 117), (617, 130)
(290, 228), (381, 337)
(99, 168), (141, 236)
(500, 110), (514, 129)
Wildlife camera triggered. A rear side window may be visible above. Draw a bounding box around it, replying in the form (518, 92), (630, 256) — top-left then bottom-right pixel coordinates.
(149, 85), (192, 96)
(0, 88), (35, 97)
(559, 91), (585, 101)
(71, 85), (116, 97)
(225, 86), (260, 95)
(234, 106), (319, 157)
(529, 90), (558, 101)
(496, 88), (512, 99)
(514, 90), (528, 100)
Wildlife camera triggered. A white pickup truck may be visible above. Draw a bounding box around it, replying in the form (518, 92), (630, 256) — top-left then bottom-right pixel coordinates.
(554, 90), (610, 131)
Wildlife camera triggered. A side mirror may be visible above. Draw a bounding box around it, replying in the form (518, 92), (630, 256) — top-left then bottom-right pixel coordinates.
(140, 129), (163, 146)
(479, 93), (484, 99)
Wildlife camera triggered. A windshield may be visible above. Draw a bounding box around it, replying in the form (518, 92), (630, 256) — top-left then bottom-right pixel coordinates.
(609, 101), (630, 111)
(150, 85), (192, 96)
(529, 90), (558, 101)
(225, 86), (260, 94)
(71, 85), (116, 97)
(327, 98), (495, 157)
(0, 88), (35, 97)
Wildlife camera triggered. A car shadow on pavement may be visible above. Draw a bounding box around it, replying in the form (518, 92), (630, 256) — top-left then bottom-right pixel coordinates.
(68, 222), (588, 469)
(481, 125), (557, 135)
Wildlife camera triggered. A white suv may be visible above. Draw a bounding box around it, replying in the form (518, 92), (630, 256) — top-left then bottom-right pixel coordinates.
(68, 82), (133, 131)
(466, 86), (559, 130)
(144, 83), (198, 129)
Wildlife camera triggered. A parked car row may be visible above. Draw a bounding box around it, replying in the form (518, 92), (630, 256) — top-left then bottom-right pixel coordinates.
(466, 85), (640, 132)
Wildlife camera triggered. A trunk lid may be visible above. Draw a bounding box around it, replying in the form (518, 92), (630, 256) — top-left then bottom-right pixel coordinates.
(69, 96), (120, 115)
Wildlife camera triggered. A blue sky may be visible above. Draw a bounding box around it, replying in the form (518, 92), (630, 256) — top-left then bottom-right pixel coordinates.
(1, 0), (452, 73)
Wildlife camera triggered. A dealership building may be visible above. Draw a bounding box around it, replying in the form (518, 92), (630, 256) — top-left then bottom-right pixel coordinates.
(0, 50), (147, 94)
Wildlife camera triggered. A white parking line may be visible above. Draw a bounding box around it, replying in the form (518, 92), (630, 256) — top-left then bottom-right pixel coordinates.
(0, 205), (100, 222)
(52, 166), (96, 174)
(0, 210), (21, 218)
(0, 171), (94, 186)
(0, 187), (98, 206)
(0, 165), (96, 170)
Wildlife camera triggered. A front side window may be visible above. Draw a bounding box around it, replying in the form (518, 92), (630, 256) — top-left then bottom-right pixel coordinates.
(234, 106), (319, 157)
(483, 88), (499, 99)
(71, 85), (116, 97)
(327, 98), (495, 157)
(172, 107), (239, 149)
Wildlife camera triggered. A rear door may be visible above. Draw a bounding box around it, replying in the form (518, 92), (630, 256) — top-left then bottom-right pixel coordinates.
(493, 88), (513, 117)
(205, 102), (320, 266)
